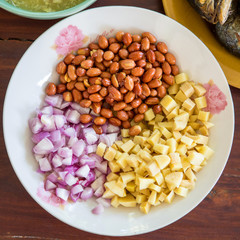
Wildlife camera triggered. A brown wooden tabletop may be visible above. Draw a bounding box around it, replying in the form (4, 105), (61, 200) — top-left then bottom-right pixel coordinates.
(0, 0), (239, 239)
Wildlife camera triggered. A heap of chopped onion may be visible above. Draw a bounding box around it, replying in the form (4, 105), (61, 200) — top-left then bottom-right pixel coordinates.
(29, 94), (119, 214)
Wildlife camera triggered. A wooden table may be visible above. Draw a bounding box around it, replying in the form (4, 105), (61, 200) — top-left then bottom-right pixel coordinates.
(0, 0), (239, 239)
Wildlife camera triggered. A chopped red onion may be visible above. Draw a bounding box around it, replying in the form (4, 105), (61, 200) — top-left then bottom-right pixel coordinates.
(60, 101), (70, 109)
(45, 94), (62, 108)
(32, 132), (50, 144)
(38, 157), (52, 172)
(71, 102), (90, 114)
(99, 133), (118, 147)
(94, 169), (102, 178)
(86, 144), (97, 154)
(96, 198), (111, 208)
(95, 160), (108, 174)
(79, 155), (95, 168)
(91, 175), (106, 191)
(57, 147), (72, 158)
(68, 136), (78, 148)
(107, 124), (120, 133)
(58, 171), (68, 180)
(71, 184), (84, 195)
(47, 172), (58, 183)
(29, 117), (43, 134)
(45, 179), (57, 190)
(52, 154), (63, 168)
(33, 138), (54, 155)
(81, 187), (93, 201)
(62, 157), (72, 166)
(49, 130), (61, 143)
(54, 115), (66, 129)
(41, 106), (53, 115)
(83, 128), (99, 145)
(66, 110), (81, 124)
(92, 204), (104, 215)
(62, 127), (76, 138)
(94, 186), (104, 198)
(72, 139), (86, 157)
(41, 115), (56, 132)
(53, 107), (64, 115)
(76, 165), (90, 178)
(56, 188), (69, 201)
(65, 173), (77, 186)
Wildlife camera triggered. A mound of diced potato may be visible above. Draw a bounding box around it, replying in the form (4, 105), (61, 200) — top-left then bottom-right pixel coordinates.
(96, 74), (214, 214)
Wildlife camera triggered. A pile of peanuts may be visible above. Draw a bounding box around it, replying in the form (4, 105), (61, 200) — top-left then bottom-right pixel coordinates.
(46, 31), (179, 134)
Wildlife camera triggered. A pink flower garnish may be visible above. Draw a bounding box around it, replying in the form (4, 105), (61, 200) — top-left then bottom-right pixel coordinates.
(203, 83), (227, 114)
(55, 25), (84, 55)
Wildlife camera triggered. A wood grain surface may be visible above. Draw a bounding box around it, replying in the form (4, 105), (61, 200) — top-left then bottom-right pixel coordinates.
(0, 1), (239, 239)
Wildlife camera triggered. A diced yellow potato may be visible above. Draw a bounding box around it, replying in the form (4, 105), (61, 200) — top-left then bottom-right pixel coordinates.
(182, 126), (196, 135)
(195, 96), (207, 109)
(175, 90), (188, 102)
(145, 108), (155, 121)
(149, 183), (161, 192)
(197, 145), (214, 159)
(172, 131), (182, 142)
(116, 177), (125, 188)
(143, 146), (151, 153)
(102, 188), (115, 199)
(136, 194), (147, 204)
(154, 172), (164, 185)
(166, 106), (179, 120)
(169, 153), (182, 171)
(135, 162), (147, 176)
(148, 119), (155, 125)
(193, 84), (206, 97)
(199, 126), (209, 136)
(181, 135), (193, 146)
(180, 179), (195, 189)
(142, 129), (151, 138)
(131, 144), (141, 155)
(148, 190), (157, 205)
(198, 110), (210, 122)
(111, 195), (120, 208)
(109, 161), (121, 173)
(140, 202), (151, 214)
(191, 165), (202, 172)
(96, 142), (107, 157)
(115, 141), (124, 149)
(146, 161), (160, 176)
(182, 98), (195, 112)
(158, 192), (167, 202)
(121, 129), (129, 138)
(120, 171), (135, 185)
(153, 143), (169, 154)
(175, 72), (189, 84)
(180, 82), (194, 98)
(154, 155), (170, 170)
(114, 150), (122, 160)
(122, 165), (133, 172)
(104, 180), (126, 197)
(107, 172), (119, 181)
(158, 138), (166, 144)
(144, 143), (152, 149)
(111, 144), (118, 151)
(162, 107), (170, 116)
(202, 121), (214, 129)
(185, 168), (197, 182)
(187, 142), (197, 150)
(104, 147), (117, 161)
(166, 138), (178, 153)
(147, 130), (161, 146)
(181, 158), (191, 172)
(168, 83), (180, 94)
(126, 181), (136, 192)
(155, 114), (165, 122)
(174, 186), (188, 197)
(122, 138), (130, 143)
(138, 176), (155, 190)
(138, 149), (153, 162)
(176, 143), (187, 156)
(195, 135), (208, 145)
(187, 150), (205, 165)
(133, 136), (147, 147)
(138, 188), (151, 196)
(188, 122), (202, 130)
(126, 154), (139, 168)
(189, 115), (198, 122)
(165, 172), (183, 190)
(160, 126), (172, 139)
(115, 152), (129, 169)
(162, 168), (171, 177)
(160, 95), (177, 112)
(165, 190), (175, 203)
(158, 121), (174, 130)
(173, 119), (188, 131)
(118, 194), (136, 207)
(120, 140), (135, 153)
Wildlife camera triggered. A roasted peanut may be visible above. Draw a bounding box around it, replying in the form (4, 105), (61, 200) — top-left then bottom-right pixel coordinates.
(134, 114), (144, 123)
(101, 71), (111, 79)
(57, 84), (66, 94)
(162, 74), (175, 85)
(93, 124), (103, 134)
(141, 37), (150, 51)
(46, 83), (56, 96)
(67, 81), (75, 91)
(146, 50), (156, 63)
(64, 54), (75, 64)
(103, 51), (114, 61)
(142, 68), (156, 83)
(157, 85), (167, 98)
(120, 59), (136, 70)
(118, 49), (129, 59)
(109, 37), (117, 45)
(60, 74), (67, 84)
(113, 101), (127, 111)
(153, 67), (163, 79)
(153, 105), (162, 114)
(89, 43), (99, 50)
(102, 78), (111, 87)
(157, 42), (168, 54)
(165, 52), (176, 65)
(131, 67), (144, 77)
(124, 75), (134, 91)
(108, 86), (122, 101)
(80, 99), (91, 108)
(94, 116), (106, 125)
(129, 125), (142, 136)
(68, 65), (77, 81)
(56, 61), (67, 75)
(131, 98), (142, 108)
(105, 95), (114, 104)
(109, 117), (121, 126)
(82, 90), (89, 99)
(145, 62), (153, 71)
(153, 61), (160, 67)
(99, 87), (108, 97)
(127, 110), (134, 119)
(124, 104), (133, 111)
(88, 85), (101, 94)
(80, 114), (92, 124)
(89, 77), (102, 85)
(111, 74), (119, 88)
(77, 48), (90, 56)
(100, 108), (113, 118)
(150, 44), (157, 51)
(120, 87), (128, 94)
(81, 59), (94, 69)
(145, 97), (159, 105)
(138, 103), (148, 114)
(72, 55), (86, 65)
(150, 89), (158, 97)
(117, 110), (129, 121)
(95, 49), (104, 63)
(136, 59), (146, 68)
(103, 60), (112, 68)
(86, 68), (102, 77)
(76, 67), (86, 77)
(117, 72), (126, 85)
(89, 93), (103, 102)
(162, 61), (171, 75)
(72, 89), (82, 102)
(110, 62), (119, 74)
(129, 51), (144, 61)
(128, 42), (141, 52)
(133, 82), (143, 96)
(124, 91), (135, 103)
(122, 120), (131, 129)
(142, 32), (157, 44)
(74, 82), (85, 92)
(115, 31), (124, 42)
(98, 35), (109, 49)
(113, 55), (120, 62)
(109, 43), (121, 53)
(63, 91), (73, 102)
(92, 102), (101, 114)
(162, 81), (170, 89)
(148, 78), (161, 88)
(171, 65), (179, 76)
(122, 32), (132, 47)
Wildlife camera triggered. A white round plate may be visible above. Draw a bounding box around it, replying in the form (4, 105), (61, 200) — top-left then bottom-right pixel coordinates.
(3, 6), (234, 236)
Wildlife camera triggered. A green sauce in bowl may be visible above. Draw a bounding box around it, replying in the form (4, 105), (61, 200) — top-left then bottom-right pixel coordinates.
(6, 0), (86, 12)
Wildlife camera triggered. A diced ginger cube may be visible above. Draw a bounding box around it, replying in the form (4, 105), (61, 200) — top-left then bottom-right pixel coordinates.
(121, 129), (129, 138)
(138, 176), (155, 190)
(122, 138), (130, 143)
(116, 153), (129, 169)
(148, 119), (155, 125)
(165, 190), (175, 203)
(189, 115), (198, 122)
(142, 129), (151, 138)
(197, 145), (214, 159)
(160, 126), (172, 139)
(155, 114), (165, 122)
(162, 168), (171, 177)
(109, 161), (121, 173)
(195, 96), (207, 109)
(193, 84), (206, 97)
(131, 144), (141, 155)
(107, 172), (119, 181)
(158, 121), (174, 130)
(154, 155), (170, 170)
(198, 111), (210, 122)
(158, 192), (167, 202)
(166, 138), (178, 153)
(182, 98), (195, 111)
(139, 188), (151, 196)
(104, 147), (117, 161)
(149, 183), (161, 192)
(181, 135), (193, 146)
(138, 149), (153, 162)
(148, 190), (157, 205)
(199, 126), (209, 136)
(115, 141), (123, 149)
(195, 135), (209, 145)
(120, 171), (135, 185)
(173, 131), (182, 142)
(153, 144), (169, 154)
(96, 142), (107, 157)
(165, 172), (183, 190)
(146, 161), (160, 176)
(122, 165), (133, 172)
(182, 126), (196, 135)
(168, 83), (180, 94)
(185, 168), (197, 182)
(153, 172), (164, 185)
(133, 136), (147, 147)
(111, 195), (120, 208)
(175, 90), (188, 102)
(173, 119), (187, 131)
(104, 180), (126, 197)
(181, 158), (191, 172)
(119, 194), (136, 207)
(126, 154), (139, 168)
(162, 107), (170, 116)
(169, 152), (181, 163)
(176, 143), (187, 155)
(160, 95), (177, 112)
(140, 202), (151, 214)
(187, 150), (205, 165)
(147, 130), (161, 146)
(202, 121), (214, 129)
(136, 194), (147, 204)
(167, 106), (179, 120)
(170, 162), (182, 171)
(188, 122), (201, 130)
(111, 144), (118, 150)
(180, 179), (195, 189)
(102, 188), (115, 199)
(114, 150), (122, 160)
(175, 72), (189, 84)
(180, 82), (194, 98)
(144, 108), (155, 121)
(174, 186), (188, 197)
(126, 181), (136, 192)
(121, 140), (135, 153)
(191, 165), (202, 172)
